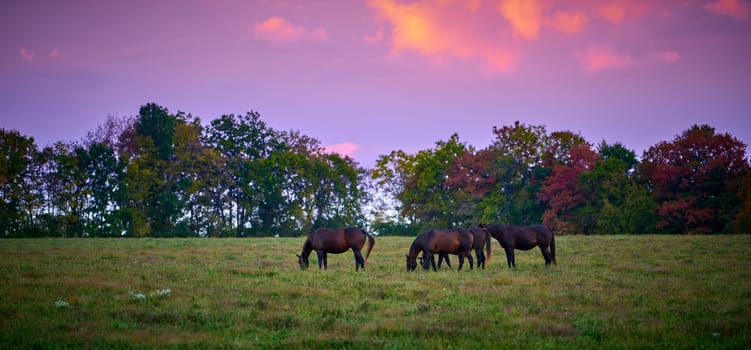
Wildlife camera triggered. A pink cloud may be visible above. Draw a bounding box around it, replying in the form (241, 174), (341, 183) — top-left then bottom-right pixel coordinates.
(581, 46), (632, 73)
(19, 48), (33, 61)
(498, 0), (545, 40)
(252, 16), (327, 44)
(705, 0), (750, 21)
(546, 11), (588, 35)
(324, 142), (359, 158)
(367, 0), (518, 73)
(363, 28), (384, 44)
(595, 1), (651, 25)
(653, 50), (680, 63)
(49, 48), (61, 58)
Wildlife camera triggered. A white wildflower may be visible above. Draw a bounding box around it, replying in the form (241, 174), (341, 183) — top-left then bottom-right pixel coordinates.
(54, 298), (70, 308)
(156, 288), (171, 297)
(130, 291), (146, 300)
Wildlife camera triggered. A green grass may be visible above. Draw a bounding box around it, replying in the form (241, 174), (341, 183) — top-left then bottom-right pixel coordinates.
(1, 235), (750, 349)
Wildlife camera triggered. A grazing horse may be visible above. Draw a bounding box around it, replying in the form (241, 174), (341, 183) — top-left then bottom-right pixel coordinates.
(431, 227), (492, 269)
(479, 224), (556, 268)
(296, 227), (375, 271)
(406, 229), (474, 271)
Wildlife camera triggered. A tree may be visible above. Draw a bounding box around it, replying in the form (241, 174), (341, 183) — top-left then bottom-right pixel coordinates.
(538, 144), (599, 234)
(639, 124), (749, 233)
(579, 142), (657, 234)
(399, 134), (467, 227)
(122, 103), (182, 236)
(0, 129), (38, 236)
(76, 142), (126, 236)
(486, 122), (551, 224)
(204, 112), (277, 236)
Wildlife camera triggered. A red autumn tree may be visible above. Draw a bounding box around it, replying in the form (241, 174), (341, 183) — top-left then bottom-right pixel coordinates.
(639, 124), (749, 233)
(538, 144), (599, 234)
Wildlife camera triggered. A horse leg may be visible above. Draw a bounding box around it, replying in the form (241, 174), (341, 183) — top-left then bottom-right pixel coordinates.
(457, 254), (464, 271)
(475, 248), (484, 269)
(467, 251), (474, 270)
(322, 252), (328, 270)
(316, 250), (324, 270)
(505, 246), (515, 268)
(438, 254), (450, 269)
(539, 245), (551, 266)
(354, 250), (365, 271)
(427, 253), (437, 271)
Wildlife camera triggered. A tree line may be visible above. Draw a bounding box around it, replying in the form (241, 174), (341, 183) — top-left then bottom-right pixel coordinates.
(1, 104), (367, 237)
(371, 122), (751, 235)
(1, 104), (749, 237)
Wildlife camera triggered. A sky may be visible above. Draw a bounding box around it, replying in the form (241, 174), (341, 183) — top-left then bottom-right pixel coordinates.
(1, 0), (750, 167)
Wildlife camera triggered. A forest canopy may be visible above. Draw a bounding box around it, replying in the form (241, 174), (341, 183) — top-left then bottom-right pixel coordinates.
(1, 104), (749, 237)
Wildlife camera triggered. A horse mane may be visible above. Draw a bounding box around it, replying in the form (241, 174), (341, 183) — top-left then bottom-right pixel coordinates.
(300, 238), (313, 258)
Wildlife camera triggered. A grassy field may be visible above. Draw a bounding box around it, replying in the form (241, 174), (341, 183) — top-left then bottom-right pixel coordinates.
(1, 235), (750, 349)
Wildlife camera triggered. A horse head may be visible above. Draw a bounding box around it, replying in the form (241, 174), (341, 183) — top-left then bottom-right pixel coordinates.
(406, 254), (417, 271)
(296, 253), (309, 270)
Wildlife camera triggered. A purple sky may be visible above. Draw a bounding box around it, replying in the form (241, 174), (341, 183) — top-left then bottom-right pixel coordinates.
(2, 0), (750, 167)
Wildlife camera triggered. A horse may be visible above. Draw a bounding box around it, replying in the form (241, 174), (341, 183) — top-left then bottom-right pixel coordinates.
(478, 223), (556, 268)
(406, 229), (474, 271)
(296, 227), (375, 271)
(428, 227), (492, 269)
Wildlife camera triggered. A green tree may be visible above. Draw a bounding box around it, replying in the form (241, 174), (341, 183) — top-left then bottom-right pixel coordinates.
(204, 112), (277, 236)
(122, 103), (182, 236)
(486, 122), (551, 224)
(76, 142), (126, 237)
(0, 129), (38, 236)
(579, 142), (657, 234)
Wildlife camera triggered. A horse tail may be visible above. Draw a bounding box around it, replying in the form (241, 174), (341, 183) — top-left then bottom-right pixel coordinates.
(485, 229), (492, 262)
(550, 228), (557, 266)
(364, 230), (375, 262)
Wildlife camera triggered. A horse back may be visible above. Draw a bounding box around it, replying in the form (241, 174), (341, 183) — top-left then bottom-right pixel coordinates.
(430, 229), (473, 253)
(511, 225), (552, 250)
(310, 228), (362, 253)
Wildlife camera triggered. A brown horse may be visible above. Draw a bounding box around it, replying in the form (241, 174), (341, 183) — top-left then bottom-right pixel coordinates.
(431, 227), (492, 269)
(406, 229), (474, 271)
(296, 227), (375, 271)
(479, 224), (556, 268)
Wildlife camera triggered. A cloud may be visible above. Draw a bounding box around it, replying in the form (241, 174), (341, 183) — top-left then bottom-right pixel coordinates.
(595, 1), (650, 25)
(581, 46), (632, 73)
(363, 28), (384, 44)
(324, 142), (359, 158)
(546, 11), (588, 35)
(498, 0), (545, 40)
(367, 0), (518, 72)
(49, 48), (61, 58)
(705, 0), (750, 21)
(653, 50), (680, 63)
(252, 16), (327, 44)
(19, 48), (33, 61)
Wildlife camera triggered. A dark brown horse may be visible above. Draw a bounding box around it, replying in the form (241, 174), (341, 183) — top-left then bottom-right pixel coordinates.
(431, 227), (492, 269)
(296, 227), (375, 271)
(406, 229), (474, 271)
(479, 224), (556, 268)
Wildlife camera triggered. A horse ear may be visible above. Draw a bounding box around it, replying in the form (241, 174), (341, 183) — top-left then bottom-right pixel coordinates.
(295, 253), (301, 258)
